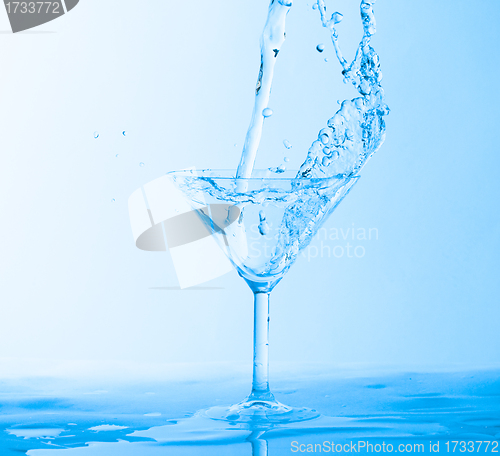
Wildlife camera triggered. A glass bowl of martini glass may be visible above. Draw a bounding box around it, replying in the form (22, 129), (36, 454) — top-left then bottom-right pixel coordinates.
(170, 169), (359, 424)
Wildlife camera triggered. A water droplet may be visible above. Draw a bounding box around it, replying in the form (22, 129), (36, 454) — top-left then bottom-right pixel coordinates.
(331, 12), (343, 24)
(234, 143), (238, 147)
(316, 43), (325, 53)
(283, 139), (292, 149)
(111, 198), (116, 203)
(324, 58), (329, 62)
(258, 211), (270, 236)
(262, 108), (273, 118)
(284, 157), (290, 163)
(312, 3), (318, 9)
(269, 164), (286, 174)
(94, 131), (99, 139)
(115, 154), (119, 158)
(122, 131), (127, 136)
(139, 162), (145, 167)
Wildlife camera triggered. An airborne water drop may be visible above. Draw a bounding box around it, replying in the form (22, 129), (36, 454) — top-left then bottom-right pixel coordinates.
(331, 12), (343, 24)
(262, 108), (273, 118)
(258, 211), (270, 236)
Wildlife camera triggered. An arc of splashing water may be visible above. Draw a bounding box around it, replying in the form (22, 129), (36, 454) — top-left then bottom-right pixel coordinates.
(236, 0), (380, 182)
(295, 0), (387, 179)
(237, 0), (292, 180)
(316, 0), (349, 71)
(317, 0), (377, 79)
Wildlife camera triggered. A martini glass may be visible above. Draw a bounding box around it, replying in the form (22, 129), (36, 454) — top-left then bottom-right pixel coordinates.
(170, 169), (359, 424)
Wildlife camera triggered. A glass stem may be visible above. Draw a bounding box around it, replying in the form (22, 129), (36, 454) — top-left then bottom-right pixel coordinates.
(250, 291), (275, 402)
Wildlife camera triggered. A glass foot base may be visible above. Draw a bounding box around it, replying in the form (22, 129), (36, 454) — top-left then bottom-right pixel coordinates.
(204, 399), (320, 424)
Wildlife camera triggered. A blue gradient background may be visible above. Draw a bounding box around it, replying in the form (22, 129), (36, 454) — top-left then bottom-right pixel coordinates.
(0, 0), (499, 377)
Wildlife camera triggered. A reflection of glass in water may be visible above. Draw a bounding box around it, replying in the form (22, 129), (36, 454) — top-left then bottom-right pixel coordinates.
(249, 431), (268, 456)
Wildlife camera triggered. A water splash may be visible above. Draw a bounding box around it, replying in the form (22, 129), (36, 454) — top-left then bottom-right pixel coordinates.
(298, 0), (389, 178)
(173, 171), (358, 282)
(236, 0), (387, 181)
(179, 1), (388, 279)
